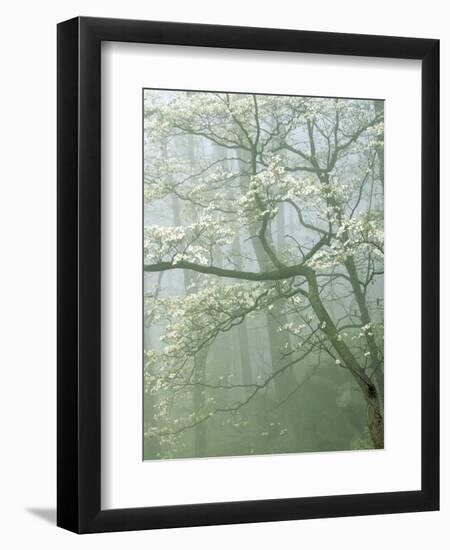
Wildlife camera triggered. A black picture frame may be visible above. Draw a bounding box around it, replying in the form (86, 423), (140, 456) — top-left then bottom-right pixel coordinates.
(57, 16), (439, 533)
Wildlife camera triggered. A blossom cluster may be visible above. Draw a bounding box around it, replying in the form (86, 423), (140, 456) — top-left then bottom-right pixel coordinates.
(144, 215), (235, 266)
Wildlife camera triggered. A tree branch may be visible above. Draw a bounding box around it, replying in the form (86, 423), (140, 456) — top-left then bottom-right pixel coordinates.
(144, 260), (311, 281)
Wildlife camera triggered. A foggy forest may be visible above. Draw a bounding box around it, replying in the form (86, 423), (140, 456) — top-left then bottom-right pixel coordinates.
(143, 89), (384, 460)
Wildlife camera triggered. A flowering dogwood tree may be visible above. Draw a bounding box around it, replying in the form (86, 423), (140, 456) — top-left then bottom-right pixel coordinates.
(143, 90), (384, 459)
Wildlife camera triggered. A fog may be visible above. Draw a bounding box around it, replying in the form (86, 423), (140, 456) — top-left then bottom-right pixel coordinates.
(143, 90), (384, 460)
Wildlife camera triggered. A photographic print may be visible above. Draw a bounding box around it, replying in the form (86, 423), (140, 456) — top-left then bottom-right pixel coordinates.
(143, 89), (384, 461)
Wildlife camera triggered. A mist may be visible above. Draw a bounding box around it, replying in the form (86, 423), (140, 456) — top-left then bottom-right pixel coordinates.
(142, 90), (384, 460)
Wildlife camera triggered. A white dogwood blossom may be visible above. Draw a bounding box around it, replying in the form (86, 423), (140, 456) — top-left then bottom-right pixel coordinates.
(142, 90), (385, 458)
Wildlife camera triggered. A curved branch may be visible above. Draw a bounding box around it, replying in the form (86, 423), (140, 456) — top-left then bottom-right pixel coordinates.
(144, 260), (311, 281)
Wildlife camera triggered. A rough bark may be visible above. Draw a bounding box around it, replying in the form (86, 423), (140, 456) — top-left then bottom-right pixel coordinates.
(306, 268), (384, 448)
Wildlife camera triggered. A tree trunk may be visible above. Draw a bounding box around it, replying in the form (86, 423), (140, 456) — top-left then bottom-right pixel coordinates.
(231, 234), (256, 451)
(374, 100), (384, 192)
(306, 267), (384, 449)
(143, 310), (161, 458)
(171, 136), (209, 456)
(238, 152), (307, 451)
(345, 256), (384, 406)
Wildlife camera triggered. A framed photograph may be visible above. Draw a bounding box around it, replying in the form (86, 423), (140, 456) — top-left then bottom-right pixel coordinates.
(57, 16), (439, 533)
